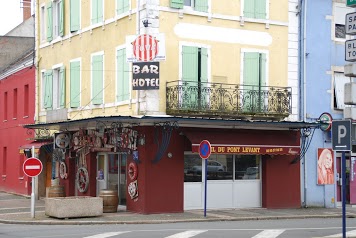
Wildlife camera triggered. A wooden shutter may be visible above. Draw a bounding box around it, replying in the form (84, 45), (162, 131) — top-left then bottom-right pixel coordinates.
(59, 67), (66, 108)
(47, 2), (53, 42)
(70, 61), (80, 108)
(182, 46), (198, 82)
(200, 47), (208, 83)
(59, 0), (64, 36)
(92, 0), (98, 24)
(170, 0), (183, 9)
(44, 70), (53, 109)
(243, 0), (255, 18)
(70, 0), (80, 32)
(255, 0), (267, 19)
(123, 50), (129, 101)
(117, 0), (129, 15)
(97, 0), (103, 22)
(92, 55), (103, 105)
(117, 49), (125, 102)
(195, 0), (208, 12)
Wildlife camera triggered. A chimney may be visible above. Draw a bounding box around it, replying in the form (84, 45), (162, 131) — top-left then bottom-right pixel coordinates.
(22, 0), (32, 21)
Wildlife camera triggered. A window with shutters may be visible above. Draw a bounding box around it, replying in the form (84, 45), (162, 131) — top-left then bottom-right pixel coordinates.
(242, 51), (267, 112)
(333, 72), (351, 110)
(42, 66), (66, 110)
(116, 48), (130, 102)
(91, 0), (103, 25)
(181, 45), (208, 110)
(70, 60), (81, 108)
(170, 0), (208, 12)
(70, 0), (80, 32)
(91, 53), (104, 105)
(334, 3), (354, 41)
(46, 0), (64, 41)
(243, 0), (267, 19)
(116, 0), (129, 15)
(40, 4), (46, 42)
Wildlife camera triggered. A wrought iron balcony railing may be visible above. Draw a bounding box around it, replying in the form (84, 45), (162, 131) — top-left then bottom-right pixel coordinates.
(166, 81), (292, 119)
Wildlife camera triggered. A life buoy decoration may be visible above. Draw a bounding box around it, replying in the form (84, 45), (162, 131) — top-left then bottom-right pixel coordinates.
(128, 162), (138, 181)
(121, 133), (129, 148)
(76, 167), (89, 193)
(59, 162), (68, 179)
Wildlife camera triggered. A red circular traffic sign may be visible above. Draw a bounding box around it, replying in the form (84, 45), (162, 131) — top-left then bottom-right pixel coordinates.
(132, 34), (159, 61)
(23, 157), (43, 177)
(199, 140), (211, 159)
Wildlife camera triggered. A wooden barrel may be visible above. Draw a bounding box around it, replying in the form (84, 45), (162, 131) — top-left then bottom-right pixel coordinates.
(47, 185), (65, 198)
(99, 189), (118, 213)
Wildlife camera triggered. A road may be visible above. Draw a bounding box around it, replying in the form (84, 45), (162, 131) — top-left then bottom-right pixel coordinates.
(1, 218), (356, 238)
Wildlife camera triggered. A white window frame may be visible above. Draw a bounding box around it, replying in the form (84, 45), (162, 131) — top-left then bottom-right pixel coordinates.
(333, 72), (351, 110)
(41, 70), (46, 110)
(40, 4), (46, 42)
(52, 63), (64, 110)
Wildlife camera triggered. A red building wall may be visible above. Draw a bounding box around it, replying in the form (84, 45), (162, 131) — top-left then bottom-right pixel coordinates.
(127, 127), (184, 214)
(262, 155), (301, 208)
(0, 67), (36, 195)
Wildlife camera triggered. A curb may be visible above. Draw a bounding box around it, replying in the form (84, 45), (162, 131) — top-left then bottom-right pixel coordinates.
(0, 214), (344, 225)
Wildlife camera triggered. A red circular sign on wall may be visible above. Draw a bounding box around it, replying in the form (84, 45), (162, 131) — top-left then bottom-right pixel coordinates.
(23, 157), (43, 177)
(132, 34), (159, 61)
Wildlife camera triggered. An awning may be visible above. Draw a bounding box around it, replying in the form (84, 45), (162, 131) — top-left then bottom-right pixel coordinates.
(19, 141), (53, 155)
(183, 129), (300, 155)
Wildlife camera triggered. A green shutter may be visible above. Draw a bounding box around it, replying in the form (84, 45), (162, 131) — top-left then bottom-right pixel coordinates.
(44, 70), (53, 109)
(255, 0), (266, 19)
(59, 67), (66, 108)
(59, 0), (64, 36)
(200, 48), (208, 83)
(243, 0), (255, 18)
(194, 0), (208, 12)
(92, 0), (98, 24)
(47, 2), (53, 42)
(97, 0), (103, 22)
(260, 53), (267, 86)
(70, 0), (80, 32)
(117, 0), (129, 15)
(182, 46), (198, 82)
(92, 55), (103, 105)
(117, 49), (129, 102)
(70, 61), (80, 108)
(170, 0), (183, 9)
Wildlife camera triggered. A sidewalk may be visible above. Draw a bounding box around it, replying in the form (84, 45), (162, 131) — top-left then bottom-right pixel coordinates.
(1, 191), (355, 225)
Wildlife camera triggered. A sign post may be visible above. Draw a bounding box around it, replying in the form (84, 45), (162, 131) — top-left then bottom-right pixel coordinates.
(199, 140), (211, 217)
(23, 150), (43, 218)
(332, 120), (352, 238)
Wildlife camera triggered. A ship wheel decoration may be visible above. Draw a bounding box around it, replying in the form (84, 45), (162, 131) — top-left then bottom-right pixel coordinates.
(76, 167), (89, 193)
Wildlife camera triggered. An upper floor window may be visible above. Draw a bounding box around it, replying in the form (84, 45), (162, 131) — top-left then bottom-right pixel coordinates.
(243, 0), (267, 19)
(42, 66), (66, 110)
(91, 53), (104, 105)
(70, 60), (81, 108)
(334, 3), (354, 41)
(46, 0), (64, 42)
(40, 4), (46, 42)
(116, 0), (129, 15)
(170, 0), (208, 12)
(91, 0), (103, 25)
(70, 0), (80, 32)
(334, 72), (351, 110)
(3, 92), (8, 121)
(116, 48), (130, 102)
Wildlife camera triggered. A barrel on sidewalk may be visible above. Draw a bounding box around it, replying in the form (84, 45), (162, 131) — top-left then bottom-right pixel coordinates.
(47, 185), (65, 198)
(99, 189), (118, 213)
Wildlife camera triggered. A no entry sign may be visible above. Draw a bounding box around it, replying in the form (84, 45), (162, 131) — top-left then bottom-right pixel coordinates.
(23, 157), (43, 177)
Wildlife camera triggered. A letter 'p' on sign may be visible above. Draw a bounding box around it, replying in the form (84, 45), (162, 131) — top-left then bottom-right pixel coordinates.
(332, 120), (352, 151)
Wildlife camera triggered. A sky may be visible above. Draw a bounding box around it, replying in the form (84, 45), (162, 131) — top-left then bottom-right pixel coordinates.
(0, 0), (23, 35)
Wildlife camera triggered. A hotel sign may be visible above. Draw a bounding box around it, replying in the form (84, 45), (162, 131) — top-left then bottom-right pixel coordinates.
(192, 145), (300, 155)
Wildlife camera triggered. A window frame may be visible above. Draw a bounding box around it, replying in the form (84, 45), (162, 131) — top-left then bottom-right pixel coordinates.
(40, 4), (46, 42)
(91, 0), (104, 25)
(333, 72), (351, 110)
(52, 64), (66, 110)
(241, 0), (269, 20)
(333, 2), (354, 42)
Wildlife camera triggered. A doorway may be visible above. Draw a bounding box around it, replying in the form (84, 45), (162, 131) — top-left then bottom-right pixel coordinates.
(96, 153), (127, 206)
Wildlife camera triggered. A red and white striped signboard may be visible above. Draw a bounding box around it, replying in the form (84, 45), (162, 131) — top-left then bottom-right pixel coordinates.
(132, 34), (158, 62)
(126, 33), (166, 62)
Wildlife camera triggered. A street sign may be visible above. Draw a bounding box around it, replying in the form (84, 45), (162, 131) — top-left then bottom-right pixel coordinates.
(345, 39), (356, 62)
(332, 120), (352, 151)
(23, 157), (43, 177)
(199, 140), (211, 159)
(346, 12), (356, 35)
(347, 0), (356, 7)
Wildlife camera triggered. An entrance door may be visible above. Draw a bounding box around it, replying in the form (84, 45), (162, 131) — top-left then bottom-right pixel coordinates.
(96, 154), (108, 196)
(350, 157), (356, 204)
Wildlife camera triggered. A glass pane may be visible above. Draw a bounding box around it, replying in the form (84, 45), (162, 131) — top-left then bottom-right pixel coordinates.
(335, 24), (345, 39)
(108, 154), (118, 190)
(207, 154), (233, 180)
(184, 0), (191, 6)
(184, 154), (202, 182)
(235, 155), (260, 180)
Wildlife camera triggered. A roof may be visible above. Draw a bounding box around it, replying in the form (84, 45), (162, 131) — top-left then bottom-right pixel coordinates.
(23, 115), (321, 131)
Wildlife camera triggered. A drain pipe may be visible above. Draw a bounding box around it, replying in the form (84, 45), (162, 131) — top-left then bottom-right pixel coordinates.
(136, 0), (141, 115)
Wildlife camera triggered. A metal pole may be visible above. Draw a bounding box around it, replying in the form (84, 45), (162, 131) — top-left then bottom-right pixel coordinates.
(342, 151), (346, 238)
(31, 146), (35, 218)
(204, 159), (207, 217)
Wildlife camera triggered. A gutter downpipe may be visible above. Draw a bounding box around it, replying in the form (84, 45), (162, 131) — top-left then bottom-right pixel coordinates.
(34, 0), (39, 123)
(136, 0), (140, 115)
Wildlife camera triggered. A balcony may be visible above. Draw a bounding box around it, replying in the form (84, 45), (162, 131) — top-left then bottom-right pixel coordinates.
(166, 81), (292, 120)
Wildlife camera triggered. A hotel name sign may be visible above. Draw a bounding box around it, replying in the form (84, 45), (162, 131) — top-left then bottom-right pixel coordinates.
(192, 145), (300, 155)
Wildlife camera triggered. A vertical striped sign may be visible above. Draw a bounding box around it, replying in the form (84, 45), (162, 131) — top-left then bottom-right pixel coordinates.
(132, 34), (158, 62)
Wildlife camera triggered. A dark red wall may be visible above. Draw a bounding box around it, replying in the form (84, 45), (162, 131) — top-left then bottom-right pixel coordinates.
(127, 127), (184, 214)
(262, 155), (301, 208)
(0, 67), (36, 195)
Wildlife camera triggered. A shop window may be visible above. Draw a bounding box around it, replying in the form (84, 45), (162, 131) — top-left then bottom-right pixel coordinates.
(206, 155), (233, 180)
(184, 154), (202, 182)
(235, 155), (260, 180)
